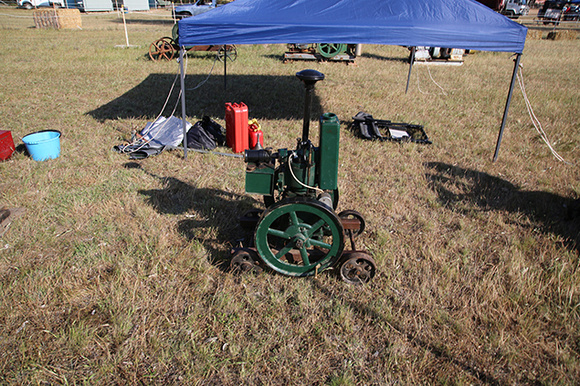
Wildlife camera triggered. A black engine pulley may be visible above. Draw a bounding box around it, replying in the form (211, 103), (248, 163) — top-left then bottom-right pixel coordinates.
(244, 149), (273, 164)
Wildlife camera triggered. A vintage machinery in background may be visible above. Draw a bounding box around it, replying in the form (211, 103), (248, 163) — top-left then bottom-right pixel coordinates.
(230, 69), (376, 284)
(412, 46), (466, 64)
(149, 24), (237, 62)
(284, 43), (358, 63)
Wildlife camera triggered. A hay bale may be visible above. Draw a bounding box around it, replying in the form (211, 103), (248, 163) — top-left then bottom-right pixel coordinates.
(57, 9), (82, 29)
(526, 30), (544, 40)
(547, 30), (578, 40)
(33, 8), (81, 30)
(33, 9), (58, 29)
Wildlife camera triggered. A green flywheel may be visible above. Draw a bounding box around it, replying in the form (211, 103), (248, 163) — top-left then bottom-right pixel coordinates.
(255, 198), (345, 277)
(317, 43), (347, 58)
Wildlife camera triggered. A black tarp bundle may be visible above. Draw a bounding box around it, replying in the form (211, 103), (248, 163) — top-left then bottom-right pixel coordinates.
(187, 116), (225, 150)
(115, 116), (226, 159)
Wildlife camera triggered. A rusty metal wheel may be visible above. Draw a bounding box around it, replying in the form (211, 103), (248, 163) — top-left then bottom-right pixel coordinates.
(217, 45), (237, 62)
(230, 248), (262, 274)
(149, 37), (177, 61)
(339, 252), (376, 284)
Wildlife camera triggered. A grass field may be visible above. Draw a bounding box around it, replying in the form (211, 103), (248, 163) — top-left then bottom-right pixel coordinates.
(0, 7), (579, 384)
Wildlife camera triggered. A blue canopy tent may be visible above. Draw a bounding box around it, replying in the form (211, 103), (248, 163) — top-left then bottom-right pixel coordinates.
(177, 0), (528, 160)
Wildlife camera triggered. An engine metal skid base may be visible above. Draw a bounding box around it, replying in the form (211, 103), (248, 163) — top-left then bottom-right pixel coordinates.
(230, 246), (375, 284)
(283, 53), (355, 63)
(414, 60), (463, 66)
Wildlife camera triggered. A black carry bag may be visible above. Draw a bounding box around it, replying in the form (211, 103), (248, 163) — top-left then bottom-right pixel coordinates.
(187, 116), (226, 150)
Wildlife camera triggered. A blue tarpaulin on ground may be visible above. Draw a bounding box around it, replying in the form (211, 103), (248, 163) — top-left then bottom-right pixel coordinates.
(178, 0), (527, 53)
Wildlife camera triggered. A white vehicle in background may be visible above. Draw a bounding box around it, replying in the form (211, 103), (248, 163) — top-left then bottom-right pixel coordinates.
(502, 0), (530, 18)
(476, 0), (530, 19)
(18, 0), (64, 9)
(173, 0), (218, 20)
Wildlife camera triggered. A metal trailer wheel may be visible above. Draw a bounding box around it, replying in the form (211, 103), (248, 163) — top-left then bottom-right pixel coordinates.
(255, 198), (344, 277)
(149, 37), (177, 61)
(317, 43), (347, 58)
(338, 209), (365, 238)
(217, 45), (237, 62)
(230, 248), (262, 274)
(339, 252), (376, 285)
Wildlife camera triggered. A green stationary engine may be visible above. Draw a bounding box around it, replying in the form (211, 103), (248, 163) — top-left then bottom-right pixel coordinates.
(231, 70), (376, 284)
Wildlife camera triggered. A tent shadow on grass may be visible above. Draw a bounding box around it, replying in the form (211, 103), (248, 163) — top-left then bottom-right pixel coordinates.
(128, 162), (260, 270)
(425, 162), (580, 253)
(88, 73), (321, 122)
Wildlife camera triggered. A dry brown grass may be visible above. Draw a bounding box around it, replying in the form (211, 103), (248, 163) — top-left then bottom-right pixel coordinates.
(0, 8), (579, 385)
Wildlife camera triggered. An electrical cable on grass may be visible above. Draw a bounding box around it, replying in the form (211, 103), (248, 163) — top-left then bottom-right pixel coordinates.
(416, 65), (428, 95)
(516, 64), (572, 165)
(185, 52), (219, 91)
(415, 64), (447, 95)
(122, 53), (219, 155)
(427, 65), (448, 96)
(138, 52), (217, 149)
(121, 72), (181, 154)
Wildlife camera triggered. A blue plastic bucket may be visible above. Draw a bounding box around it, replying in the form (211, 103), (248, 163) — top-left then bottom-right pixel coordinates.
(22, 130), (61, 161)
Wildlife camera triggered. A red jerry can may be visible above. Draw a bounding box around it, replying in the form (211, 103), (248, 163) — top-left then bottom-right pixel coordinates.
(225, 102), (249, 153)
(248, 119), (264, 150)
(0, 130), (15, 161)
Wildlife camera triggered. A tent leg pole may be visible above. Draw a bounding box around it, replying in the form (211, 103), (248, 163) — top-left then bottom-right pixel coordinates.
(493, 53), (521, 162)
(224, 45), (227, 90)
(179, 46), (188, 159)
(405, 47), (415, 94)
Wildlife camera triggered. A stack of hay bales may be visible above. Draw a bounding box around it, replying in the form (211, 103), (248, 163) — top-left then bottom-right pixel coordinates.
(33, 8), (82, 30)
(526, 30), (544, 40)
(547, 30), (578, 40)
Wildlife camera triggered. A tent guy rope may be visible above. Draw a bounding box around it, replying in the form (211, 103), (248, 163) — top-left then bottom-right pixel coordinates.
(517, 65), (572, 165)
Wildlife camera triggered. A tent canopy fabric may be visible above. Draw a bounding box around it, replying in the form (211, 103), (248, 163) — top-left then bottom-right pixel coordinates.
(178, 0), (527, 53)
